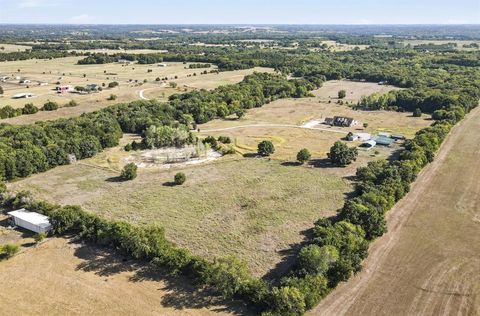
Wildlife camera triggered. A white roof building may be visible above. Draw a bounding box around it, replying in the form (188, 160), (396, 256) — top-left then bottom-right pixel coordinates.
(13, 92), (35, 99)
(8, 209), (52, 233)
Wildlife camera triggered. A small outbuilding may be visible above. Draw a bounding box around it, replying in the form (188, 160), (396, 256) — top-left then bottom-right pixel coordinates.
(8, 209), (52, 233)
(13, 92), (34, 99)
(374, 135), (395, 146)
(325, 116), (359, 127)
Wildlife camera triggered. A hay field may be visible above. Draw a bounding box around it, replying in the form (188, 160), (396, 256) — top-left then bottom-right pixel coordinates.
(312, 106), (480, 316)
(0, 238), (245, 316)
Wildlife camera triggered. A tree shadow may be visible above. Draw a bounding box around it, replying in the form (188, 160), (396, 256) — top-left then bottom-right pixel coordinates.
(105, 176), (123, 183)
(262, 226), (315, 283)
(162, 181), (177, 187)
(308, 158), (334, 168)
(242, 153), (258, 158)
(72, 241), (251, 315)
(281, 161), (302, 167)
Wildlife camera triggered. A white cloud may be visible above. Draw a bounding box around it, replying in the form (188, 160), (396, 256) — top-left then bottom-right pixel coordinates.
(18, 0), (58, 8)
(69, 14), (94, 24)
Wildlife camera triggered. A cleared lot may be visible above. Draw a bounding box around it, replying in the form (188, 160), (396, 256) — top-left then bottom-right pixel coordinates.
(0, 238), (244, 315)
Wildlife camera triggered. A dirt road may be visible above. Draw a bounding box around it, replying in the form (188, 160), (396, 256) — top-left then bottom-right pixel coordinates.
(311, 107), (480, 315)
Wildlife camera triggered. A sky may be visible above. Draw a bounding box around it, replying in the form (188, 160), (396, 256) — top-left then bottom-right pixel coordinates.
(0, 0), (479, 24)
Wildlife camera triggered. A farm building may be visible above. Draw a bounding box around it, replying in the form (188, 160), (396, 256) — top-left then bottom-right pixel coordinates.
(56, 85), (72, 93)
(348, 132), (371, 141)
(12, 92), (34, 99)
(158, 63), (167, 67)
(8, 209), (52, 233)
(360, 140), (377, 149)
(374, 135), (395, 146)
(324, 116), (359, 127)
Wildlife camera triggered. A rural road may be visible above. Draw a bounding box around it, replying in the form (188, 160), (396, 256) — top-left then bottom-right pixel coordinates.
(198, 123), (348, 134)
(310, 106), (480, 315)
(137, 83), (166, 100)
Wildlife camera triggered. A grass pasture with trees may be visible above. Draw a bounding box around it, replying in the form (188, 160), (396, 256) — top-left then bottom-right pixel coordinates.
(1, 24), (479, 315)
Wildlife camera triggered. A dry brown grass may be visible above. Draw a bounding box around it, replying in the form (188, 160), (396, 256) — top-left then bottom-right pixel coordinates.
(0, 238), (245, 315)
(0, 43), (32, 53)
(0, 55), (271, 124)
(198, 80), (430, 160)
(312, 107), (480, 316)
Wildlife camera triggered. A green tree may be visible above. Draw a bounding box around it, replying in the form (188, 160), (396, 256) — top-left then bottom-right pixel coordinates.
(0, 86), (3, 95)
(269, 286), (306, 316)
(121, 163), (137, 181)
(42, 100), (59, 111)
(338, 90), (346, 99)
(234, 108), (246, 119)
(413, 108), (422, 117)
(296, 148), (311, 164)
(257, 140), (275, 156)
(174, 172), (186, 185)
(297, 244), (339, 275)
(22, 103), (38, 115)
(329, 141), (358, 166)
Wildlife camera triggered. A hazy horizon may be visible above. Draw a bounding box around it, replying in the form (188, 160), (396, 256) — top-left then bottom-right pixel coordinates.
(0, 0), (478, 25)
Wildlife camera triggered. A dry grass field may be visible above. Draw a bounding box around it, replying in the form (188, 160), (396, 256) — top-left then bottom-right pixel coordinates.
(7, 80), (432, 277)
(0, 238), (245, 316)
(8, 158), (352, 278)
(400, 39), (480, 50)
(0, 55), (271, 124)
(198, 80), (430, 160)
(0, 43), (32, 52)
(312, 106), (480, 316)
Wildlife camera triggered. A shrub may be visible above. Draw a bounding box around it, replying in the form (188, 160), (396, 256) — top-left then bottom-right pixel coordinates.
(174, 172), (186, 185)
(329, 141), (358, 166)
(34, 232), (46, 243)
(124, 143), (133, 151)
(296, 148), (311, 164)
(22, 103), (38, 115)
(42, 100), (59, 111)
(65, 100), (78, 107)
(108, 94), (117, 101)
(413, 108), (422, 117)
(257, 140), (275, 156)
(120, 163), (137, 181)
(338, 90), (346, 99)
(108, 81), (119, 88)
(217, 136), (231, 144)
(0, 243), (20, 259)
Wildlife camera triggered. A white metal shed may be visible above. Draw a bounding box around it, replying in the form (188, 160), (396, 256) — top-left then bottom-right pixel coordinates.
(7, 209), (52, 233)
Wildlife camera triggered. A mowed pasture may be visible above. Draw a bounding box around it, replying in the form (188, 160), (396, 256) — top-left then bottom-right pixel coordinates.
(198, 80), (431, 160)
(0, 55), (271, 124)
(312, 106), (480, 316)
(0, 238), (245, 316)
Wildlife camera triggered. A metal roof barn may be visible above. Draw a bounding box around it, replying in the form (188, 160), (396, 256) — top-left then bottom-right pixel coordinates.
(7, 209), (52, 233)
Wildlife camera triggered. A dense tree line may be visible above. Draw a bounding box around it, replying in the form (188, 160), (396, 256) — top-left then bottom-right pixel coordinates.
(0, 50), (77, 62)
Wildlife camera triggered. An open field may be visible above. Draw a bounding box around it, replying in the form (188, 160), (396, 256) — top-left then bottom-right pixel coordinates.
(7, 81), (432, 277)
(0, 237), (245, 315)
(198, 80), (430, 160)
(0, 55), (271, 124)
(0, 43), (32, 52)
(312, 106), (480, 315)
(8, 158), (352, 278)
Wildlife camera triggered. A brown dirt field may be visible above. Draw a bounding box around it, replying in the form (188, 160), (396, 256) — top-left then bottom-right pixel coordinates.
(311, 106), (480, 316)
(0, 237), (247, 316)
